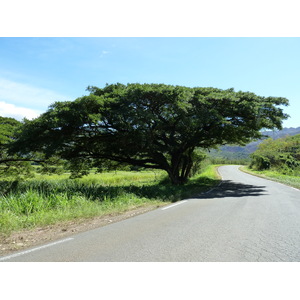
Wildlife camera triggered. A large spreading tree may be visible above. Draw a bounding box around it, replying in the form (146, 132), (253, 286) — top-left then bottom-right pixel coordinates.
(9, 83), (289, 184)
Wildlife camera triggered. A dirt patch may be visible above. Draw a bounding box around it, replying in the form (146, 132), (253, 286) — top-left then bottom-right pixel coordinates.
(0, 204), (164, 257)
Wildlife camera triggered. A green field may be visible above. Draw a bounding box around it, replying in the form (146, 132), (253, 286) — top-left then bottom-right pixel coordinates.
(0, 165), (220, 236)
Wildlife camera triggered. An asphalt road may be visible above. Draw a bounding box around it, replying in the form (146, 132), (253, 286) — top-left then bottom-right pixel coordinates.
(1, 165), (300, 262)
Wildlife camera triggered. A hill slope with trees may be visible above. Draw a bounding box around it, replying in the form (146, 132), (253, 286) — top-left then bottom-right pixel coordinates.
(209, 127), (300, 161)
(249, 134), (300, 175)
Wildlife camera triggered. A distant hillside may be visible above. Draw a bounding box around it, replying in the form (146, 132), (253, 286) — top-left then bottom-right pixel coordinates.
(209, 127), (300, 160)
(262, 127), (300, 139)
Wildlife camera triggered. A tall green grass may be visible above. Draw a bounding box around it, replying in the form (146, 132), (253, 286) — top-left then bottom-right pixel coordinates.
(0, 167), (220, 236)
(241, 166), (300, 190)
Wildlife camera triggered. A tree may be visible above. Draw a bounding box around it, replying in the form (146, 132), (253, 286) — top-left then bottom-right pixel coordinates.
(10, 83), (289, 184)
(250, 134), (300, 174)
(0, 116), (64, 178)
(0, 116), (34, 177)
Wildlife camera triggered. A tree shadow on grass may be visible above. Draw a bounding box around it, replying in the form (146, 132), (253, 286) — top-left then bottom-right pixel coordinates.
(0, 177), (221, 203)
(1, 177), (266, 204)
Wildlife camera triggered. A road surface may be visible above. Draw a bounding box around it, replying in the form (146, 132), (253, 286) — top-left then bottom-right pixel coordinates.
(1, 165), (300, 262)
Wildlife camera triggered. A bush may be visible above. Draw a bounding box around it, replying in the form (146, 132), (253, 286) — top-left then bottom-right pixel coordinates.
(249, 134), (300, 174)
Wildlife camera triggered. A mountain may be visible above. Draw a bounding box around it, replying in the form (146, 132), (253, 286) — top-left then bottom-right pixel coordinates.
(262, 127), (300, 139)
(209, 127), (300, 160)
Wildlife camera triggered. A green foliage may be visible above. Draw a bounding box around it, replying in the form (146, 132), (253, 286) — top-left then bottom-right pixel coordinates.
(0, 116), (21, 144)
(0, 116), (69, 178)
(0, 116), (35, 178)
(207, 148), (250, 165)
(250, 134), (300, 175)
(10, 83), (289, 184)
(242, 166), (300, 190)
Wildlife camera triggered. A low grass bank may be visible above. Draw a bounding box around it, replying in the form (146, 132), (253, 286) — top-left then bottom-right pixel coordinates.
(0, 166), (220, 236)
(241, 166), (300, 190)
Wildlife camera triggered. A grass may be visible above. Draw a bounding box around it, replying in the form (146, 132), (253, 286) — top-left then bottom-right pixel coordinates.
(241, 166), (300, 190)
(0, 166), (220, 236)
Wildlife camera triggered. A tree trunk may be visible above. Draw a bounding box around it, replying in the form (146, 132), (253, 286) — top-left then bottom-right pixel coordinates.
(167, 168), (189, 185)
(167, 151), (194, 185)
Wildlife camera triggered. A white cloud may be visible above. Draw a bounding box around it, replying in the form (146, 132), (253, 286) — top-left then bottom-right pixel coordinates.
(0, 77), (71, 110)
(0, 101), (42, 121)
(100, 50), (109, 58)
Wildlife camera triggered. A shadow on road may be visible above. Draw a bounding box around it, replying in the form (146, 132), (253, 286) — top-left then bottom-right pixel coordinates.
(196, 180), (268, 199)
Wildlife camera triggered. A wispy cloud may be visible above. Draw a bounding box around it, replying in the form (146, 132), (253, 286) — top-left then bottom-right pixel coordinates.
(0, 101), (41, 121)
(0, 77), (71, 110)
(100, 50), (109, 58)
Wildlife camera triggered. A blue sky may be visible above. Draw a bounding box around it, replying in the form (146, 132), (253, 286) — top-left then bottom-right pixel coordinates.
(0, 37), (299, 128)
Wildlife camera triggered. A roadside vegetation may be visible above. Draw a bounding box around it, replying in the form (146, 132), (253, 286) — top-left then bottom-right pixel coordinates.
(244, 134), (300, 190)
(241, 166), (300, 190)
(0, 164), (220, 236)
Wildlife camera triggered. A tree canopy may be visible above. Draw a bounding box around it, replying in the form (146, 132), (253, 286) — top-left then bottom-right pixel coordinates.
(10, 83), (289, 184)
(0, 116), (34, 177)
(0, 116), (20, 145)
